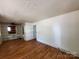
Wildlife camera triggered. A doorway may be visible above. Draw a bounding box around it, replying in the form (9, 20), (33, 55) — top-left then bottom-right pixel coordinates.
(33, 25), (36, 39)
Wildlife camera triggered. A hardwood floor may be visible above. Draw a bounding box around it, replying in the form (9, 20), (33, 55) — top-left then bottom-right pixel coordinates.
(0, 39), (78, 59)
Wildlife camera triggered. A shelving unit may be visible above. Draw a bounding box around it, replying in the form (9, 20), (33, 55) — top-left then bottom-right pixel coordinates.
(8, 25), (16, 34)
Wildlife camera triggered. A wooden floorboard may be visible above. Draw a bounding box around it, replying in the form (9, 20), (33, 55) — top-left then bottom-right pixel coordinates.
(0, 39), (78, 59)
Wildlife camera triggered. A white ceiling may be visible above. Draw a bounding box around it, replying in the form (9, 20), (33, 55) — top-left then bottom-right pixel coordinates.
(0, 0), (79, 23)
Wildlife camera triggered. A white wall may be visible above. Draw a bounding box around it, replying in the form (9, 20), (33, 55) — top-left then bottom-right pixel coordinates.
(0, 24), (2, 44)
(0, 24), (2, 39)
(0, 24), (1, 36)
(35, 10), (79, 55)
(24, 23), (34, 41)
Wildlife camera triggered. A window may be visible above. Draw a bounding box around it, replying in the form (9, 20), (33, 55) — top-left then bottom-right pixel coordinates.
(7, 26), (11, 32)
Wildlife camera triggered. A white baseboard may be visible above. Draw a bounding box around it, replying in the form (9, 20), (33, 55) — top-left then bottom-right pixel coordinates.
(57, 48), (79, 57)
(37, 40), (79, 57)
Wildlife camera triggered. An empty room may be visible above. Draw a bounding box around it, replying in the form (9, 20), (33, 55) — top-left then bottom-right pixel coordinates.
(0, 0), (79, 59)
